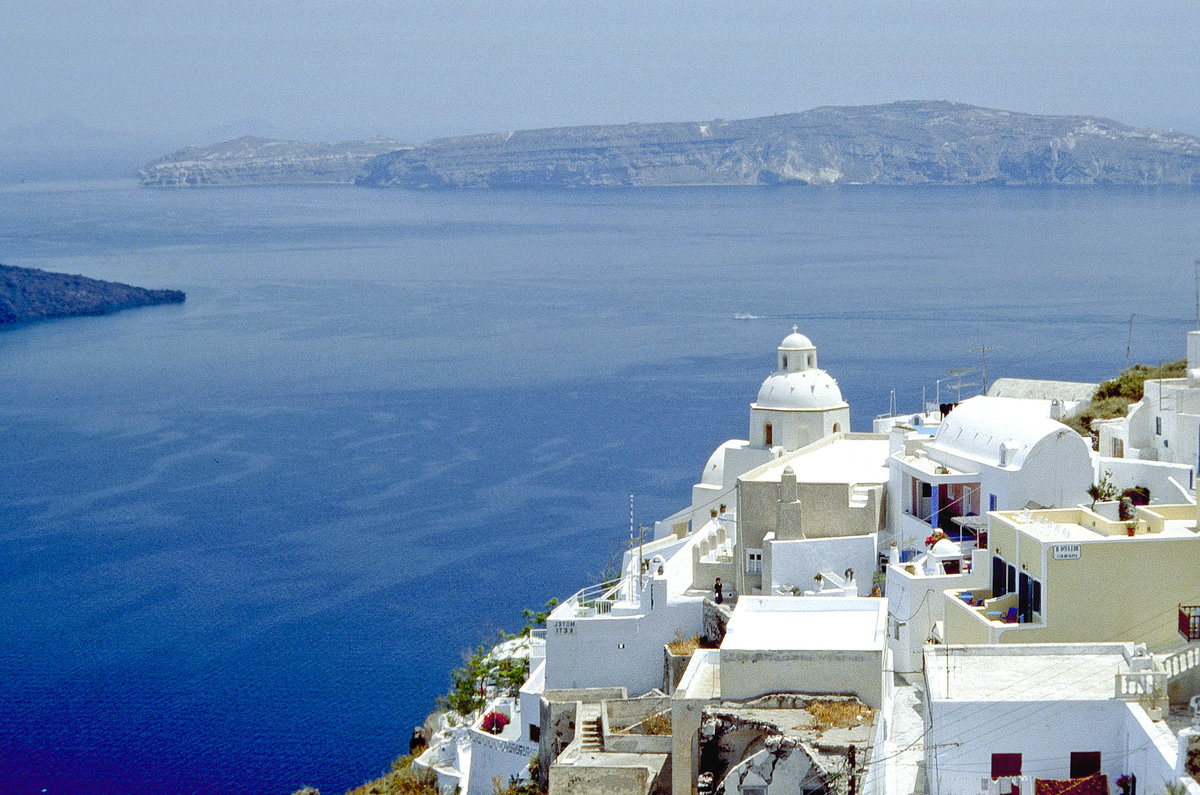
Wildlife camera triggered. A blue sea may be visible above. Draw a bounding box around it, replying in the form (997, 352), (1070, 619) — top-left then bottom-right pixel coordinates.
(1, 180), (1197, 794)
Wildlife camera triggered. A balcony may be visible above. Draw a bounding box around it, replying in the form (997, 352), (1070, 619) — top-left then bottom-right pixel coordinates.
(1181, 604), (1200, 642)
(560, 576), (642, 618)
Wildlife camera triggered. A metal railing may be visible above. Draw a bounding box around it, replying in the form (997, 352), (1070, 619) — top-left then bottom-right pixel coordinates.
(564, 576), (639, 617)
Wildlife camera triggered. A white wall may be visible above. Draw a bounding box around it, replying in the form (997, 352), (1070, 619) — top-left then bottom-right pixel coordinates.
(465, 727), (537, 795)
(1098, 456), (1196, 502)
(926, 699), (1185, 795)
(765, 534), (878, 596)
(886, 553), (988, 678)
(544, 579), (703, 696)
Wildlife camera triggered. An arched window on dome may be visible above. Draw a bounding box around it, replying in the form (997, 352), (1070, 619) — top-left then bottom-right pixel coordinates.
(781, 355), (787, 369)
(764, 423), (773, 446)
(807, 353), (815, 368)
(833, 422), (841, 433)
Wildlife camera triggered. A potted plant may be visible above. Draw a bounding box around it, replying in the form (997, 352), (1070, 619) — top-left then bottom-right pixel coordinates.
(1126, 522), (1136, 537)
(925, 530), (949, 548)
(481, 710), (509, 735)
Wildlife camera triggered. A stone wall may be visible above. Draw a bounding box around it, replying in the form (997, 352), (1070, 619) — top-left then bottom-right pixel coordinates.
(702, 599), (731, 647)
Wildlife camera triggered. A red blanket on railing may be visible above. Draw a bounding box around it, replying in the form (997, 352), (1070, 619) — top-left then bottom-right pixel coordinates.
(1034, 774), (1107, 795)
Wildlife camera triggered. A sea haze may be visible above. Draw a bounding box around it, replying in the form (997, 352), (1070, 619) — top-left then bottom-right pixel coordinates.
(0, 181), (1196, 794)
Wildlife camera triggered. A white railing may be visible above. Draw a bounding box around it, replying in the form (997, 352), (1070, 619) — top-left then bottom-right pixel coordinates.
(1163, 644), (1200, 678)
(1115, 670), (1168, 699)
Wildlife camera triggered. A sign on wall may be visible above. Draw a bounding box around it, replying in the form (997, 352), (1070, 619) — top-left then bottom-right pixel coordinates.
(1052, 543), (1081, 559)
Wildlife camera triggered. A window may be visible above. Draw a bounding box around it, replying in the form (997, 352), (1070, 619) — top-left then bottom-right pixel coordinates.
(764, 423), (773, 446)
(1156, 416), (1162, 435)
(746, 549), (762, 574)
(989, 493), (997, 511)
(832, 422), (841, 433)
(529, 724), (540, 743)
(991, 753), (1022, 778)
(1069, 752), (1101, 778)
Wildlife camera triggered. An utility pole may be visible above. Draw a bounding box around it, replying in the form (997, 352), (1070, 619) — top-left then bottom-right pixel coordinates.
(1126, 314), (1134, 370)
(1194, 258), (1199, 330)
(631, 495), (641, 591)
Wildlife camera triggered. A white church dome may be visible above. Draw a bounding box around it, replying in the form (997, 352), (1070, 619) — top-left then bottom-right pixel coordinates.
(755, 369), (845, 410)
(754, 329), (846, 411)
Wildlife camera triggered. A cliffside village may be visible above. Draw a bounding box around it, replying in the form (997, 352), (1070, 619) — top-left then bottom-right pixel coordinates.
(411, 329), (1200, 795)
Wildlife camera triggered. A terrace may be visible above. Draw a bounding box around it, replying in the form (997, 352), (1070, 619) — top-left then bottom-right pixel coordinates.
(559, 575), (643, 618)
(945, 586), (1029, 627)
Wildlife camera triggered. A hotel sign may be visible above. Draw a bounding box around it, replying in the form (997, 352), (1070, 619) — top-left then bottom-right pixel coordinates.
(1052, 543), (1081, 560)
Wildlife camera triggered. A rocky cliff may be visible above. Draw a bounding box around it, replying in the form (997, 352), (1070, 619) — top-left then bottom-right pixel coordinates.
(0, 264), (185, 326)
(137, 136), (408, 186)
(357, 101), (1200, 188)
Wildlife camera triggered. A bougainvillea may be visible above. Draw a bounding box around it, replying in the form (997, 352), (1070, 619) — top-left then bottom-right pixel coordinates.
(481, 711), (509, 735)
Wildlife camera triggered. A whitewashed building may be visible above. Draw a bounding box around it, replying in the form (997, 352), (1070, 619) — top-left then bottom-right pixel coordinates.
(1098, 329), (1200, 492)
(733, 433), (890, 598)
(924, 643), (1199, 795)
(887, 395), (1093, 559)
(686, 330), (851, 533)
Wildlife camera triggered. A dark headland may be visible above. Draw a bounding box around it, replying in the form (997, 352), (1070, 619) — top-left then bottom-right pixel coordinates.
(0, 263), (185, 327)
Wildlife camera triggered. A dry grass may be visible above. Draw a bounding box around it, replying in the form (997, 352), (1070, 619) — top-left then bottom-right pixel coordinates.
(805, 699), (873, 732)
(344, 755), (440, 795)
(641, 710), (672, 735)
(667, 632), (700, 656)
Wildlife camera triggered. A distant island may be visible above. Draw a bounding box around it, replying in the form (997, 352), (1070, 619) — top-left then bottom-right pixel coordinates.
(137, 136), (409, 186)
(137, 101), (1200, 189)
(0, 263), (185, 326)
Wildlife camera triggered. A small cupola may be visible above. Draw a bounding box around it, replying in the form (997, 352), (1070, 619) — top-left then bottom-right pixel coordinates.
(777, 326), (817, 372)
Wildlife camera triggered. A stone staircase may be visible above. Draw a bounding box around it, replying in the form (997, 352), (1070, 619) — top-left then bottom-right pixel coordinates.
(849, 484), (872, 509)
(578, 705), (603, 753)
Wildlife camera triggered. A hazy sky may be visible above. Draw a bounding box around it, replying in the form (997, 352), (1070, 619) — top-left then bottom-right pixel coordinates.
(6, 0), (1200, 146)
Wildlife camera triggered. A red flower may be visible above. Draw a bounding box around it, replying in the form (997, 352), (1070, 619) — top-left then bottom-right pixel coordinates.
(481, 711), (509, 734)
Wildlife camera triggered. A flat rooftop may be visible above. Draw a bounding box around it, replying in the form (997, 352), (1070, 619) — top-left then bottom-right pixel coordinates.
(996, 507), (1200, 542)
(925, 644), (1130, 702)
(721, 596), (887, 652)
(743, 435), (890, 485)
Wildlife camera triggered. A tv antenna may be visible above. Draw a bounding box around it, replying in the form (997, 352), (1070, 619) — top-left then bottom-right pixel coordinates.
(947, 367), (979, 402)
(968, 345), (1007, 394)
